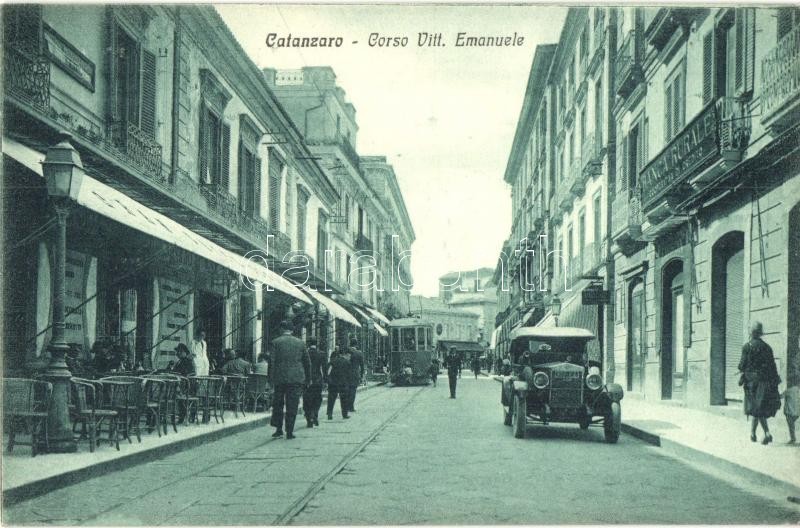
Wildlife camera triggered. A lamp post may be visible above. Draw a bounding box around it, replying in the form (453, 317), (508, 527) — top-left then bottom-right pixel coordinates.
(551, 294), (562, 328)
(40, 132), (84, 453)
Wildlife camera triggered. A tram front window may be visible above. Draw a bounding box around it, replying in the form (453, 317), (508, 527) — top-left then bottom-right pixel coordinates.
(391, 329), (400, 352)
(416, 327), (426, 350)
(401, 328), (416, 351)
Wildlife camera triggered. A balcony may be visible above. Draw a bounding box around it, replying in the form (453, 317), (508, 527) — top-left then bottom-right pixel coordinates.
(4, 47), (50, 111)
(355, 233), (375, 256)
(581, 133), (603, 178)
(108, 121), (164, 182)
(564, 105), (575, 131)
(568, 160), (586, 196)
(614, 30), (643, 99)
(611, 191), (643, 256)
(575, 79), (588, 107)
(644, 8), (698, 52)
(555, 177), (574, 213)
(761, 23), (800, 132)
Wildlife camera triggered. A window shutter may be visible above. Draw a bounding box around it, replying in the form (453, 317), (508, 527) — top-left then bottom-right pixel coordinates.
(253, 157), (262, 218)
(777, 8), (796, 41)
(636, 121), (645, 177)
(220, 123), (230, 192)
(140, 49), (157, 138)
(735, 10), (744, 93)
(643, 117), (649, 165)
(237, 141), (246, 211)
(673, 75), (683, 132)
(702, 31), (714, 105)
(620, 134), (629, 192)
(743, 8), (755, 96)
(665, 83), (673, 140)
(198, 108), (208, 184)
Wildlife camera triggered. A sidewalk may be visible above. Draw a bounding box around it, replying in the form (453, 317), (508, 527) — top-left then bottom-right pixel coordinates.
(2, 381), (385, 504)
(622, 397), (800, 493)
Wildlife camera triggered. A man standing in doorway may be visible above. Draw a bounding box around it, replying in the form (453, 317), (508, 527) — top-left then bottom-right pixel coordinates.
(191, 329), (209, 376)
(443, 347), (462, 399)
(303, 337), (327, 428)
(269, 321), (310, 439)
(347, 337), (365, 413)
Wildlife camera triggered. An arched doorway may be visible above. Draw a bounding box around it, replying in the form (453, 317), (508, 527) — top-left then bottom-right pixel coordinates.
(787, 203), (800, 388)
(627, 278), (645, 393)
(661, 259), (685, 400)
(710, 231), (745, 404)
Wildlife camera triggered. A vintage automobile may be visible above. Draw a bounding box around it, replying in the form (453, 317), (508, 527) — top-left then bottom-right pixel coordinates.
(499, 326), (623, 443)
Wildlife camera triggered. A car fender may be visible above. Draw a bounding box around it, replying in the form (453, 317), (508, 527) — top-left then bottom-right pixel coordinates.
(604, 383), (624, 402)
(513, 380), (529, 392)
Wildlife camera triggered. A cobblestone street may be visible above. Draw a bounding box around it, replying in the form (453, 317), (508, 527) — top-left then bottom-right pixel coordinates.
(5, 379), (799, 525)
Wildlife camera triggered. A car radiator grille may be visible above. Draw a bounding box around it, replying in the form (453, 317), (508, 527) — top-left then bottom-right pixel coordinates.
(550, 370), (583, 407)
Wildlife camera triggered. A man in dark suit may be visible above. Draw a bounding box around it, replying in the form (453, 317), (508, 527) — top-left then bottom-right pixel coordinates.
(302, 337), (327, 428)
(347, 338), (365, 413)
(268, 320), (310, 439)
(443, 347), (462, 399)
(327, 349), (352, 419)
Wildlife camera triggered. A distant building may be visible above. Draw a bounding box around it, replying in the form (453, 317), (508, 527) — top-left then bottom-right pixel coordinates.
(438, 268), (497, 345)
(408, 295), (480, 344)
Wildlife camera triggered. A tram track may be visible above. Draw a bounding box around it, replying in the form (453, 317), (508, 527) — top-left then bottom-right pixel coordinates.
(274, 385), (425, 525)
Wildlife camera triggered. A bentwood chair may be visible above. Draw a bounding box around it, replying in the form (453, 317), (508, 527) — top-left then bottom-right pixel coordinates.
(223, 375), (247, 418)
(174, 375), (199, 425)
(3, 378), (53, 456)
(190, 376), (226, 424)
(244, 374), (271, 413)
(144, 374), (180, 434)
(99, 378), (142, 443)
(70, 378), (119, 451)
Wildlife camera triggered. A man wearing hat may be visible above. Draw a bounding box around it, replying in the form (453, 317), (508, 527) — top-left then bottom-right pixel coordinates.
(347, 337), (365, 413)
(268, 320), (310, 439)
(443, 347), (462, 399)
(302, 337), (327, 428)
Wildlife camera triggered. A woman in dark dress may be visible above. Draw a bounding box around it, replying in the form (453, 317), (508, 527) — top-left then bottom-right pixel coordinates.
(738, 321), (781, 445)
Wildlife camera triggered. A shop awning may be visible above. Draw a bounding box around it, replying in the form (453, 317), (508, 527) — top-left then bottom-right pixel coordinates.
(301, 287), (361, 327)
(349, 305), (372, 321)
(346, 304), (387, 336)
(490, 326), (499, 349)
(364, 306), (391, 325)
(3, 138), (310, 304)
(372, 323), (388, 337)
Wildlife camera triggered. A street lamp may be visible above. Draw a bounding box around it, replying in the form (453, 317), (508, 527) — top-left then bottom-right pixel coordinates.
(551, 294), (562, 327)
(40, 132), (84, 453)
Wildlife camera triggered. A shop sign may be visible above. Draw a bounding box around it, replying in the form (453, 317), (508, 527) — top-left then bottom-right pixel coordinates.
(64, 251), (88, 346)
(639, 102), (719, 210)
(582, 285), (611, 305)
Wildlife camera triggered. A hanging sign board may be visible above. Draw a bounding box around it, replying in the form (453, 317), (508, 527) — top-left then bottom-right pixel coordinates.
(157, 279), (190, 364)
(582, 285), (611, 305)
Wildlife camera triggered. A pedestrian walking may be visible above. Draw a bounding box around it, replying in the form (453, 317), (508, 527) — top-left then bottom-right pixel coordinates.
(429, 358), (439, 386)
(783, 384), (799, 444)
(471, 356), (480, 379)
(348, 338), (364, 413)
(302, 338), (327, 428)
(738, 321), (782, 445)
(191, 328), (210, 376)
(268, 321), (310, 440)
(327, 349), (352, 419)
(443, 347), (461, 399)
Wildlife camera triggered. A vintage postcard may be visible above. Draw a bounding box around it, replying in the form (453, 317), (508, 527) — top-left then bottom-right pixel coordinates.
(2, 3), (799, 525)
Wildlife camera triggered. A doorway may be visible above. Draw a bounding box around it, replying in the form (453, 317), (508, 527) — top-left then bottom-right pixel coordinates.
(627, 278), (645, 393)
(789, 203), (800, 388)
(195, 290), (223, 364)
(710, 231), (745, 404)
(661, 259), (685, 400)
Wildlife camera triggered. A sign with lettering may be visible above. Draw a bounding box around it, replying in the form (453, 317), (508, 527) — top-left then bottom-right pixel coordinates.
(582, 285), (611, 305)
(43, 24), (95, 92)
(639, 102), (719, 210)
(156, 279), (190, 367)
(64, 250), (88, 347)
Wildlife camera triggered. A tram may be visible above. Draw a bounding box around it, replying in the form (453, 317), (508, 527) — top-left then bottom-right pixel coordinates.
(387, 317), (435, 385)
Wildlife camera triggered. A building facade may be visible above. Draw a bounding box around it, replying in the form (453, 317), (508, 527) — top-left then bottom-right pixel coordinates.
(498, 6), (800, 414)
(438, 267), (498, 345)
(1, 5), (386, 373)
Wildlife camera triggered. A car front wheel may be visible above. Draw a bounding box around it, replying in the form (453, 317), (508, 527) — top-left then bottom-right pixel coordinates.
(604, 402), (621, 443)
(512, 393), (527, 439)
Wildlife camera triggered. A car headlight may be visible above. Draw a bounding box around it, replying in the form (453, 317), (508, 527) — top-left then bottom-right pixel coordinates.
(532, 371), (549, 389)
(586, 373), (603, 391)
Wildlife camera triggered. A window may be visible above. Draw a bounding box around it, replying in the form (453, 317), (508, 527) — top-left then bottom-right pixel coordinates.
(567, 225), (574, 270)
(702, 10), (755, 105)
(109, 23), (157, 143)
(317, 210), (329, 271)
(578, 212), (586, 255)
(267, 149), (283, 229)
(296, 186), (309, 251)
(778, 7), (800, 40)
(238, 116), (261, 216)
(199, 107), (230, 188)
(595, 79), (603, 145)
(664, 63), (685, 141)
(627, 123), (640, 189)
(580, 108), (587, 148)
(593, 192), (602, 262)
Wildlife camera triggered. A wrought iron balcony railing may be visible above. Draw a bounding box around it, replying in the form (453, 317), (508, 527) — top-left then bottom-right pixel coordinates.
(355, 233), (375, 256)
(614, 30), (643, 98)
(4, 47), (50, 111)
(568, 159), (586, 196)
(717, 97), (752, 156)
(109, 122), (164, 181)
(581, 133), (603, 177)
(760, 23), (800, 129)
(611, 190), (643, 250)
